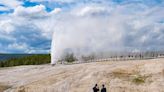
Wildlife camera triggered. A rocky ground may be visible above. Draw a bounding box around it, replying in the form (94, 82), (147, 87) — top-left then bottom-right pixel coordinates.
(0, 58), (164, 92)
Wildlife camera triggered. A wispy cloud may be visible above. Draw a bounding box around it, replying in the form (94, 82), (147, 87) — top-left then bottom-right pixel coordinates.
(0, 0), (22, 10)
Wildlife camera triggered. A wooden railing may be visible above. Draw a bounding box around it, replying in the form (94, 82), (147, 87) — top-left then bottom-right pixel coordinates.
(64, 55), (164, 65)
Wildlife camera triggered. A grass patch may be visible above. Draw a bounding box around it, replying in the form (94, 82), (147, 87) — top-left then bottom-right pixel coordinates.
(17, 86), (25, 92)
(112, 68), (150, 85)
(132, 75), (148, 84)
(112, 68), (139, 78)
(0, 84), (11, 92)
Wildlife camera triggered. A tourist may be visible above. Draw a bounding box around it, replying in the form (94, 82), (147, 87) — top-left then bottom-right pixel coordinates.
(101, 84), (106, 92)
(93, 84), (99, 92)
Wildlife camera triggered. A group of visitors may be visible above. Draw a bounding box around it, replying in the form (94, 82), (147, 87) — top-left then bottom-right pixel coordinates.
(93, 84), (106, 92)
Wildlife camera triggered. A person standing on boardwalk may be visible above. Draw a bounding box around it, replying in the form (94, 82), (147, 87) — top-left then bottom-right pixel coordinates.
(101, 84), (106, 92)
(93, 84), (99, 92)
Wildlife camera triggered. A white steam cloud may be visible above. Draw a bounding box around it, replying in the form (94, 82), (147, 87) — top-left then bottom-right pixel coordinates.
(51, 4), (164, 64)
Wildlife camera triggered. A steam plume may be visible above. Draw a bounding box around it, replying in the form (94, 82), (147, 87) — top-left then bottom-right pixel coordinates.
(51, 4), (164, 64)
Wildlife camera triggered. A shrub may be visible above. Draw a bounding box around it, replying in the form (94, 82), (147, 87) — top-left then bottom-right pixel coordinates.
(132, 75), (146, 84)
(81, 54), (95, 61)
(64, 53), (77, 63)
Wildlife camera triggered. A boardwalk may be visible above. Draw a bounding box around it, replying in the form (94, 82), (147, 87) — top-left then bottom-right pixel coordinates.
(64, 53), (164, 65)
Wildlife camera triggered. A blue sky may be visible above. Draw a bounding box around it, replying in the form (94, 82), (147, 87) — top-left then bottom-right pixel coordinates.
(0, 0), (164, 54)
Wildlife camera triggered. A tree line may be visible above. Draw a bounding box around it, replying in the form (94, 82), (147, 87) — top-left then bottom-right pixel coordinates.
(0, 54), (50, 67)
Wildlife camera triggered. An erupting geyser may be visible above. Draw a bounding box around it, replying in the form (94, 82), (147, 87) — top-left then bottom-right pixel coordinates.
(51, 5), (164, 65)
(50, 16), (123, 65)
(51, 33), (56, 65)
